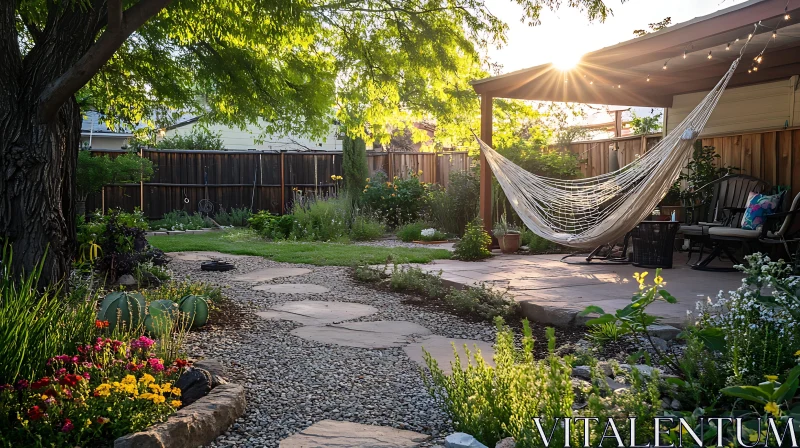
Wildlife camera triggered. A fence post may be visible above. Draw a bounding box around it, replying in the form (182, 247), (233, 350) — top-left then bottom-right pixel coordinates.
(280, 151), (285, 215)
(139, 147), (144, 212)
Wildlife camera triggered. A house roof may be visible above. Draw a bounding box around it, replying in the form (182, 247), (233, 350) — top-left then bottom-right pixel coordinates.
(472, 0), (800, 107)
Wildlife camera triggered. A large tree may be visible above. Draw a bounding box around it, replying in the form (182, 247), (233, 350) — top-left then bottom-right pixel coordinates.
(1, 0), (615, 284)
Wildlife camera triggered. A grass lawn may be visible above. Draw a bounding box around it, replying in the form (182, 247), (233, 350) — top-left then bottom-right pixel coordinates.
(147, 229), (452, 266)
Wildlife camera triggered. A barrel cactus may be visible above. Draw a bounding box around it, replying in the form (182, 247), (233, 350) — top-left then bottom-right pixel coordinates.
(178, 294), (210, 328)
(98, 291), (146, 332)
(144, 299), (179, 336)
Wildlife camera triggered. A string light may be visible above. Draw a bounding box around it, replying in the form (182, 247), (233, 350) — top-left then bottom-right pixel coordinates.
(773, 30), (777, 38)
(785, 5), (791, 20)
(726, 42), (731, 50)
(753, 66), (758, 72)
(683, 50), (687, 59)
(707, 51), (713, 59)
(646, 74), (650, 82)
(662, 60), (668, 70)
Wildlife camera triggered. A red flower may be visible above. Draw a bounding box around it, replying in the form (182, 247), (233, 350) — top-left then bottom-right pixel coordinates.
(15, 379), (29, 390)
(61, 418), (74, 432)
(174, 359), (188, 368)
(95, 319), (110, 329)
(27, 406), (44, 421)
(31, 377), (50, 390)
(58, 374), (83, 388)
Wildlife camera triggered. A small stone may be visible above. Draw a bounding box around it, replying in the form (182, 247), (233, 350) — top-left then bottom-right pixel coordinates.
(646, 325), (682, 340)
(176, 368), (212, 406)
(445, 433), (489, 448)
(619, 364), (662, 377)
(117, 274), (137, 288)
(670, 399), (682, 410)
(571, 366), (592, 381)
(496, 437), (516, 448)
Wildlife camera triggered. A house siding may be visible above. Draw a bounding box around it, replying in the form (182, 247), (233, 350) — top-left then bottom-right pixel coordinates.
(667, 78), (798, 136)
(163, 121), (343, 152)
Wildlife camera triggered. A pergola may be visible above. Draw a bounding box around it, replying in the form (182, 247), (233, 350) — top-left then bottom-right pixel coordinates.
(472, 0), (800, 230)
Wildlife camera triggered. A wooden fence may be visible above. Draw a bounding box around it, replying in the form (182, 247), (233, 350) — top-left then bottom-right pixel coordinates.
(87, 149), (470, 219)
(566, 128), (800, 200)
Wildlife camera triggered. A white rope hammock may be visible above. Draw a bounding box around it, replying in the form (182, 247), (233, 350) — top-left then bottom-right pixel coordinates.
(478, 57), (743, 249)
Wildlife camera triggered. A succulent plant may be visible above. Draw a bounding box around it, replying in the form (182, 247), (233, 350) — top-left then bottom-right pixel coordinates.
(97, 291), (146, 332)
(178, 294), (209, 328)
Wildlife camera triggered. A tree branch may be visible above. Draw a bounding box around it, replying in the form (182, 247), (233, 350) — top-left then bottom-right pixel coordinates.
(37, 0), (172, 122)
(107, 0), (123, 33)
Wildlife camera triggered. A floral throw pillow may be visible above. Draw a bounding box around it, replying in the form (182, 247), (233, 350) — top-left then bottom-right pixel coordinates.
(740, 192), (781, 230)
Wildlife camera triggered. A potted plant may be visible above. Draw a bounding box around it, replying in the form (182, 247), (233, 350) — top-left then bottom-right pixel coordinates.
(493, 214), (521, 254)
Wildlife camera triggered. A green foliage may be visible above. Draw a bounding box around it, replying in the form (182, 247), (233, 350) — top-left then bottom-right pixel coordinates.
(214, 207), (252, 227)
(498, 145), (581, 179)
(177, 295), (210, 329)
(290, 196), (352, 242)
(520, 228), (560, 254)
(396, 222), (426, 242)
(76, 150), (154, 200)
(133, 261), (172, 285)
(424, 319), (574, 447)
(141, 280), (223, 306)
(0, 246), (97, 384)
(426, 170), (480, 236)
(453, 220), (492, 261)
(362, 172), (428, 228)
(629, 112), (663, 135)
(151, 210), (214, 231)
(154, 128), (225, 150)
(443, 283), (518, 320)
(389, 266), (448, 299)
(587, 322), (630, 345)
(342, 135), (369, 204)
(353, 264), (387, 283)
(247, 210), (277, 234)
(350, 215), (385, 241)
(419, 228), (448, 241)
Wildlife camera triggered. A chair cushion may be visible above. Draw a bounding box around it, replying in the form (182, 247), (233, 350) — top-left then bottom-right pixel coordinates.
(741, 192), (781, 230)
(709, 227), (761, 238)
(679, 225), (705, 235)
(698, 222), (723, 227)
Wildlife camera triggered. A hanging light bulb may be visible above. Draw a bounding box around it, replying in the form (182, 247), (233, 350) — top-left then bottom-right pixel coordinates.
(683, 50), (687, 59)
(663, 61), (668, 70)
(707, 51), (713, 59)
(726, 42), (731, 50)
(785, 7), (791, 20)
(646, 74), (650, 82)
(756, 54), (763, 63)
(617, 84), (621, 88)
(753, 66), (758, 72)
(748, 33), (753, 39)
(736, 38), (740, 42)
(589, 80), (594, 85)
(748, 68), (753, 73)
(772, 30), (777, 39)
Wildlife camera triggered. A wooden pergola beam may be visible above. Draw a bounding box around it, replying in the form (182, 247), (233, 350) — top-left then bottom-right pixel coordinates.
(479, 95), (493, 232)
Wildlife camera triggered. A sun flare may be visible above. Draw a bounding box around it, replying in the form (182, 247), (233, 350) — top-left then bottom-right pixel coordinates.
(551, 52), (583, 71)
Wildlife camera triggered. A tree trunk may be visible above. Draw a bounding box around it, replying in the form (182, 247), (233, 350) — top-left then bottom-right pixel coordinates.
(0, 98), (80, 284)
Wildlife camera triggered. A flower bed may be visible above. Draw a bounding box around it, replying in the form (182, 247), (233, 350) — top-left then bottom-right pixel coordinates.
(0, 336), (187, 446)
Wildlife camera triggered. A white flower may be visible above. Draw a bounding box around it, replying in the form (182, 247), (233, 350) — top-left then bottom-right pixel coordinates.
(421, 228), (436, 237)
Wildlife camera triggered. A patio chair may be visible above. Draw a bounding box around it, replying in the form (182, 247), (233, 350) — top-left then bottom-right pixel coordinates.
(680, 174), (770, 264)
(694, 191), (799, 271)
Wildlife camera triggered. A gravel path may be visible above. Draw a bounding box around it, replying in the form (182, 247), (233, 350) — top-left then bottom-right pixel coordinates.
(354, 238), (454, 250)
(173, 253), (494, 447)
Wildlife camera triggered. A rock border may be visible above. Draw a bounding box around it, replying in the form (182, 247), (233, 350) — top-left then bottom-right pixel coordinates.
(114, 383), (246, 448)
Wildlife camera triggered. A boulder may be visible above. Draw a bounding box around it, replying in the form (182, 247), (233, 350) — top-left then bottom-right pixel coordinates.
(114, 383), (245, 448)
(117, 274), (138, 289)
(571, 365), (592, 381)
(445, 433), (489, 448)
(194, 359), (228, 387)
(645, 325), (682, 340)
(175, 368), (212, 406)
(279, 420), (429, 447)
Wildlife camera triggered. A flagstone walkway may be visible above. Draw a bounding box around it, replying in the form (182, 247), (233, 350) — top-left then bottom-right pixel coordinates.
(413, 253), (743, 327)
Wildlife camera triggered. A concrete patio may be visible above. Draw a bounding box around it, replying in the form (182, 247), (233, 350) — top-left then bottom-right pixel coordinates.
(414, 252), (743, 328)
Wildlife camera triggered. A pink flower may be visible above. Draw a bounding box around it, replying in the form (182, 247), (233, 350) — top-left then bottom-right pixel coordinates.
(147, 358), (164, 372)
(61, 418), (74, 432)
(15, 379), (29, 390)
(130, 336), (155, 351)
(82, 372), (91, 380)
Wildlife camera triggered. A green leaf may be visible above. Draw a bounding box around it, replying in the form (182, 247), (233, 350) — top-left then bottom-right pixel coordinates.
(579, 305), (606, 316)
(658, 290), (677, 303)
(720, 385), (771, 404)
(696, 327), (726, 352)
(585, 314), (616, 326)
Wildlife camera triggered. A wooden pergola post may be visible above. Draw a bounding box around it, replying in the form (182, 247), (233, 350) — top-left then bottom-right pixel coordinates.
(479, 94), (493, 232)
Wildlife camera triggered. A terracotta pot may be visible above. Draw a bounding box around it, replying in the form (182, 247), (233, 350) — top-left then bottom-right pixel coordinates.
(497, 233), (521, 254)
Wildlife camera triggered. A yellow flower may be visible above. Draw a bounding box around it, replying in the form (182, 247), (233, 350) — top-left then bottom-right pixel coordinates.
(765, 375), (778, 382)
(122, 375), (136, 385)
(139, 392), (156, 401)
(85, 419), (92, 428)
(160, 382), (172, 391)
(148, 383), (162, 393)
(152, 395), (166, 404)
(171, 387), (182, 396)
(795, 349), (800, 356)
(171, 400), (182, 408)
(41, 394), (49, 401)
(417, 170), (423, 175)
(654, 275), (663, 285)
(97, 417), (110, 425)
(765, 401), (780, 415)
(94, 383), (112, 397)
(139, 374), (155, 385)
(749, 432), (760, 442)
(365, 178), (370, 182)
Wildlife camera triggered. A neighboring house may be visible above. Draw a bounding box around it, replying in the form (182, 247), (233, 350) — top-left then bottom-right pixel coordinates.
(162, 117), (344, 152)
(81, 111), (138, 150)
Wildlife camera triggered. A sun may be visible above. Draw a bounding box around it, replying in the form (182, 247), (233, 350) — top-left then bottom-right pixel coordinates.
(551, 52), (583, 71)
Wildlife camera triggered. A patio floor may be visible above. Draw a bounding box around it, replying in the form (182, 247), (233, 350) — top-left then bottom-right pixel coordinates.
(414, 252), (743, 328)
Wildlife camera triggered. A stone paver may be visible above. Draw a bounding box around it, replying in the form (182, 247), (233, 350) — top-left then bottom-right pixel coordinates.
(252, 283), (330, 294)
(291, 321), (432, 349)
(231, 267), (311, 282)
(414, 253), (742, 328)
(256, 300), (378, 325)
(279, 420), (430, 447)
(403, 335), (495, 375)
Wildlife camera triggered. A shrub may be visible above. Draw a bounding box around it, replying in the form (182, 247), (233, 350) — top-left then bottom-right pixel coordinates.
(389, 266), (448, 299)
(353, 264), (386, 283)
(443, 284), (517, 320)
(290, 195), (351, 242)
(214, 207), (252, 227)
(453, 220), (492, 261)
(350, 214), (385, 241)
(151, 210), (213, 231)
(154, 128), (225, 150)
(426, 170), (480, 236)
(521, 228), (560, 254)
(419, 228), (447, 241)
(76, 151), (154, 215)
(424, 319), (574, 447)
(247, 210), (276, 234)
(141, 280), (222, 305)
(396, 222), (425, 242)
(362, 172), (428, 228)
(342, 135), (369, 205)
(0, 336), (187, 446)
(0, 246), (97, 384)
